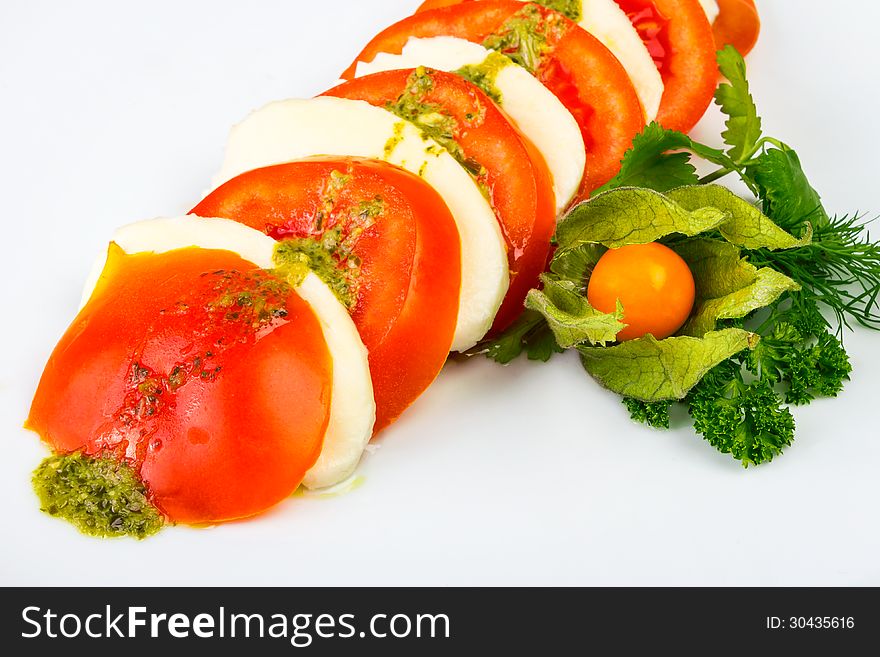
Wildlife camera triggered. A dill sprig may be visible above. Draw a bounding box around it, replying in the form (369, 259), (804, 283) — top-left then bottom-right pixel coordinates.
(750, 214), (880, 332)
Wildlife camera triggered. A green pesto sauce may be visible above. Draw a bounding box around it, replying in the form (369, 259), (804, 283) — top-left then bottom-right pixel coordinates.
(273, 236), (353, 308)
(33, 452), (164, 539)
(454, 51), (512, 104)
(385, 67), (486, 178)
(205, 271), (291, 329)
(272, 194), (384, 309)
(536, 0), (582, 22)
(116, 271), (290, 428)
(356, 196), (385, 222)
(321, 169), (352, 213)
(482, 4), (562, 74)
(383, 122), (406, 159)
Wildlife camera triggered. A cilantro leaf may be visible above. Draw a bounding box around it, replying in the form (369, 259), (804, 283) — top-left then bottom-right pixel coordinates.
(482, 316), (533, 364)
(595, 123), (700, 193)
(596, 123), (737, 194)
(715, 45), (762, 162)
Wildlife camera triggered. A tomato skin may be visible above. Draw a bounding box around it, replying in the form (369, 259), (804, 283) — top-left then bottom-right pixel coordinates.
(713, 0), (760, 56)
(342, 0), (643, 195)
(27, 247), (332, 524)
(587, 242), (695, 341)
(140, 317), (330, 523)
(192, 157), (461, 432)
(322, 70), (555, 333)
(614, 0), (718, 133)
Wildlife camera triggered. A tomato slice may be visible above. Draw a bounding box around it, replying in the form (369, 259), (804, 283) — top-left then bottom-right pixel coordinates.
(26, 246), (332, 524)
(192, 157), (461, 432)
(342, 0), (644, 194)
(713, 0), (760, 56)
(321, 69), (554, 333)
(613, 0), (717, 132)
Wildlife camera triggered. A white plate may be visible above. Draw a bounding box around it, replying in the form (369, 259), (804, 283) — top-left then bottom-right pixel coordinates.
(1, 0), (878, 586)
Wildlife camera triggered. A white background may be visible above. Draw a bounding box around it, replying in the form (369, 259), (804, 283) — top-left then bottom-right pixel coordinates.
(1, 0), (878, 586)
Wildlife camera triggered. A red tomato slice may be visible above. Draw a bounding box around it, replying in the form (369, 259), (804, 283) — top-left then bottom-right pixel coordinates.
(321, 70), (555, 333)
(192, 157), (461, 432)
(27, 246), (332, 524)
(713, 0), (760, 56)
(341, 0), (644, 195)
(613, 0), (717, 132)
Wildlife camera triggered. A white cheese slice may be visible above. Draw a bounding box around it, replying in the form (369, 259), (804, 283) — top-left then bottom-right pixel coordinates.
(295, 271), (374, 489)
(210, 96), (509, 352)
(356, 36), (585, 215)
(81, 215), (375, 491)
(573, 0), (664, 121)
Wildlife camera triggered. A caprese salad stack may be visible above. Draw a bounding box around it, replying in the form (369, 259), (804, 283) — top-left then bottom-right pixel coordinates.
(26, 0), (760, 537)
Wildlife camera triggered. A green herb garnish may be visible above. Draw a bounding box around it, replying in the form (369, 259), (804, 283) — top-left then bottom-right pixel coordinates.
(622, 398), (672, 430)
(686, 360), (795, 466)
(472, 46), (879, 466)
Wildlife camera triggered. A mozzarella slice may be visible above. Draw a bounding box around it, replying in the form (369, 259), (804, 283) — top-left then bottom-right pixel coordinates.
(294, 272), (374, 489)
(211, 96), (508, 352)
(698, 0), (720, 24)
(81, 215), (375, 491)
(356, 36), (585, 215)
